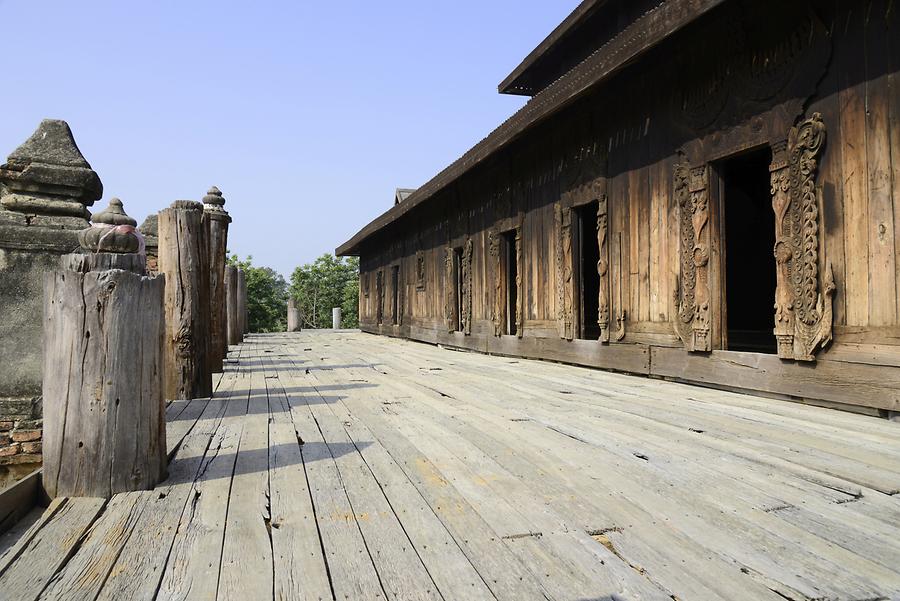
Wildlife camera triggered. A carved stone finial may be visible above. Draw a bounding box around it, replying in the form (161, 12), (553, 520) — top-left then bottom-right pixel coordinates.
(139, 213), (158, 238)
(202, 185), (231, 222)
(77, 197), (141, 254)
(0, 119), (103, 226)
(171, 199), (203, 212)
(92, 197), (137, 227)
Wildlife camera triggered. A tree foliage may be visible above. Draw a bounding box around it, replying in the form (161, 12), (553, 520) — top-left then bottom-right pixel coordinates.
(289, 254), (359, 329)
(227, 254), (288, 333)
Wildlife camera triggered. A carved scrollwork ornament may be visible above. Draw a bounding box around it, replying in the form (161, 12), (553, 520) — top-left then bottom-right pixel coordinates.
(461, 238), (474, 335)
(514, 225), (524, 338)
(597, 197), (610, 342)
(673, 162), (711, 351)
(555, 204), (575, 340)
(488, 228), (503, 336)
(773, 112), (833, 361)
(445, 247), (455, 333)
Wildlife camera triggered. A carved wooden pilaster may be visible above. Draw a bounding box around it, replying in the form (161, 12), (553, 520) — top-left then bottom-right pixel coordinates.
(773, 113), (833, 361)
(673, 162), (711, 352)
(613, 232), (626, 341)
(396, 265), (404, 327)
(376, 270), (384, 325)
(597, 197), (610, 342)
(488, 228), (503, 336)
(554, 204), (575, 340)
(514, 225), (524, 338)
(461, 238), (474, 335)
(445, 247), (454, 332)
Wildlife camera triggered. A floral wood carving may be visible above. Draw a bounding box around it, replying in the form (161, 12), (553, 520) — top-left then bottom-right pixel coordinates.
(375, 270), (384, 325)
(461, 238), (474, 335)
(445, 247), (455, 332)
(597, 197), (610, 342)
(673, 162), (711, 351)
(415, 251), (426, 291)
(771, 113), (833, 360)
(555, 204), (575, 340)
(488, 228), (503, 336)
(514, 225), (524, 338)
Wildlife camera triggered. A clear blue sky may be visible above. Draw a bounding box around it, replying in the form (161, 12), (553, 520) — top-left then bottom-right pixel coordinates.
(0, 1), (576, 277)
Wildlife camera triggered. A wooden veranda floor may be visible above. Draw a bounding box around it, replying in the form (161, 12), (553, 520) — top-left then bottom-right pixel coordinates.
(1, 331), (899, 601)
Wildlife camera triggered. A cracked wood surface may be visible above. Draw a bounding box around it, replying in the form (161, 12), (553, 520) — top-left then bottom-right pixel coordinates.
(1, 331), (899, 600)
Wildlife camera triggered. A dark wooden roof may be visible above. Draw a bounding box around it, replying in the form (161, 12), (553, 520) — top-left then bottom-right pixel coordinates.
(337, 0), (726, 257)
(497, 0), (608, 97)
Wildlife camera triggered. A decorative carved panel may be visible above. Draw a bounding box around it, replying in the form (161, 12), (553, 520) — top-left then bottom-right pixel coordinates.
(514, 225), (523, 338)
(555, 204), (575, 340)
(673, 162), (711, 352)
(415, 251), (426, 291)
(375, 270), (384, 325)
(597, 197), (610, 342)
(461, 238), (474, 335)
(488, 228), (503, 336)
(771, 113), (833, 361)
(445, 247), (454, 333)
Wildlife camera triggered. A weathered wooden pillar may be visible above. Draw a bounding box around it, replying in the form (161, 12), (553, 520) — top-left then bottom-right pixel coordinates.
(202, 186), (231, 373)
(158, 200), (212, 400)
(43, 199), (166, 499)
(225, 264), (240, 346)
(287, 297), (301, 332)
(237, 268), (248, 336)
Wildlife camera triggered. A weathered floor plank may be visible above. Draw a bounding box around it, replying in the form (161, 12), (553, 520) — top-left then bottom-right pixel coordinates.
(2, 331), (899, 601)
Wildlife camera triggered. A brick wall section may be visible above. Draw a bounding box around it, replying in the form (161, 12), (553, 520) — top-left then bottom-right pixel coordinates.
(0, 418), (42, 466)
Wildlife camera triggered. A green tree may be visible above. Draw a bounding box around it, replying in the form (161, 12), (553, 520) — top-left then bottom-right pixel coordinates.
(227, 254), (288, 333)
(290, 254), (359, 328)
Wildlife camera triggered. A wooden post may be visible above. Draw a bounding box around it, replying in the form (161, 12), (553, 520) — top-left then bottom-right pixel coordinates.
(42, 199), (166, 499)
(226, 264), (240, 346)
(237, 268), (248, 336)
(202, 186), (231, 373)
(332, 307), (342, 329)
(158, 200), (212, 400)
(287, 297), (301, 332)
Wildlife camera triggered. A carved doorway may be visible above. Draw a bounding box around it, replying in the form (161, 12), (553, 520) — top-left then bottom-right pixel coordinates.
(501, 230), (518, 336)
(390, 265), (400, 326)
(574, 201), (601, 340)
(717, 148), (777, 353)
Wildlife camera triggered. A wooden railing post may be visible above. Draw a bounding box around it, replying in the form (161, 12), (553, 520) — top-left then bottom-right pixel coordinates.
(202, 186), (231, 373)
(42, 198), (166, 498)
(237, 268), (248, 336)
(287, 297), (301, 332)
(158, 200), (212, 400)
(225, 264), (240, 347)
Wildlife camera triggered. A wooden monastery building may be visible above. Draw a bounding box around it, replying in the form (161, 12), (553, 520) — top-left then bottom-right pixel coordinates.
(338, 0), (900, 415)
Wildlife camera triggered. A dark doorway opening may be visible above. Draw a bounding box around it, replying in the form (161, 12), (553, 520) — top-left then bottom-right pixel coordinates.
(575, 201), (601, 340)
(720, 148), (777, 354)
(502, 230), (518, 335)
(390, 265), (400, 325)
(453, 247), (463, 332)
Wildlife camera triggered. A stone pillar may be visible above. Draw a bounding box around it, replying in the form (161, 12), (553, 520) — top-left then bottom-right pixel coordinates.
(237, 268), (248, 336)
(332, 307), (342, 330)
(158, 201), (212, 400)
(138, 213), (159, 274)
(0, 119), (103, 477)
(287, 297), (301, 332)
(43, 199), (166, 498)
(225, 265), (240, 346)
(202, 186), (231, 373)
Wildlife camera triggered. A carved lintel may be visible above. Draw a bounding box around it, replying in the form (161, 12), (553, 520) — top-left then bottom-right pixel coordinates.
(597, 196), (610, 342)
(673, 161), (711, 352)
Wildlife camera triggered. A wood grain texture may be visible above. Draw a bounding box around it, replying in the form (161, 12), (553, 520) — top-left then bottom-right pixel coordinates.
(158, 202), (213, 401)
(42, 265), (167, 499)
